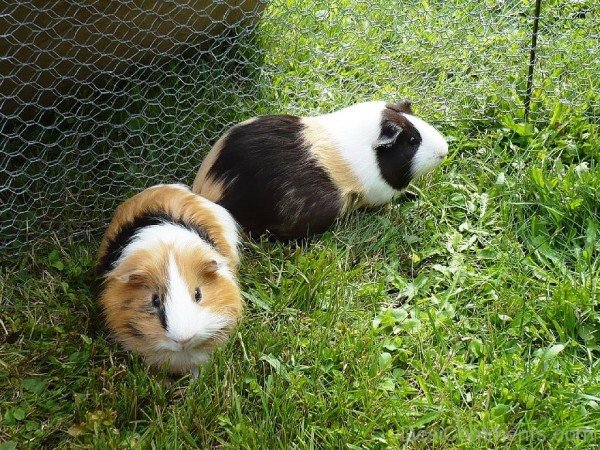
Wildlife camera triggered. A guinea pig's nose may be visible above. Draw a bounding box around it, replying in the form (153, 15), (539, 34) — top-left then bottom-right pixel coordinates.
(176, 337), (192, 346)
(437, 145), (449, 159)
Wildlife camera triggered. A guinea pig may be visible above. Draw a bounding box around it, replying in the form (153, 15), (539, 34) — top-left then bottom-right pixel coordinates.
(96, 184), (242, 376)
(192, 101), (449, 239)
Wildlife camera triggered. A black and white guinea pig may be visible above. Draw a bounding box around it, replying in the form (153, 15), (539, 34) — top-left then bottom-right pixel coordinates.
(96, 184), (242, 376)
(192, 101), (449, 238)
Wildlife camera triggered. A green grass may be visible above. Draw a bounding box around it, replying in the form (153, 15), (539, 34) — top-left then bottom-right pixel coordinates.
(1, 0), (599, 448)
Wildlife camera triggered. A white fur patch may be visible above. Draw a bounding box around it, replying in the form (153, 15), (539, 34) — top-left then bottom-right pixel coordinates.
(118, 222), (213, 265)
(313, 101), (397, 205)
(163, 253), (231, 346)
(147, 251), (232, 374)
(143, 346), (213, 374)
(403, 114), (449, 178)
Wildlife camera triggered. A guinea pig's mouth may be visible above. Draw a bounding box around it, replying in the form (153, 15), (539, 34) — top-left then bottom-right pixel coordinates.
(167, 331), (230, 353)
(411, 152), (447, 179)
(168, 339), (206, 353)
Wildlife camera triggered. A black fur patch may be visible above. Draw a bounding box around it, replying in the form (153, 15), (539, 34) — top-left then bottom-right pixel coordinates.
(206, 115), (344, 238)
(139, 306), (167, 329)
(375, 103), (422, 190)
(156, 306), (167, 330)
(97, 211), (216, 279)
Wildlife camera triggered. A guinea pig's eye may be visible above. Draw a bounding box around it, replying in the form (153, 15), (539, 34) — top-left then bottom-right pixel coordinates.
(151, 294), (161, 308)
(409, 136), (417, 144)
(194, 287), (202, 303)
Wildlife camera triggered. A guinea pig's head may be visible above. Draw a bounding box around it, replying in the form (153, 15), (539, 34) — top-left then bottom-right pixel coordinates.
(374, 101), (448, 190)
(99, 225), (243, 374)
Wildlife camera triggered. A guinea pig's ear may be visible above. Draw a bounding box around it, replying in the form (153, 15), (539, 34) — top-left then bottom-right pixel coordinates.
(387, 101), (413, 114)
(108, 263), (148, 284)
(396, 101), (413, 114)
(376, 121), (403, 148)
(203, 259), (221, 275)
(115, 270), (147, 284)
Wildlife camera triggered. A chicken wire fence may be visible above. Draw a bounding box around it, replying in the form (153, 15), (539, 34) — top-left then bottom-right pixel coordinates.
(1, 0), (598, 253)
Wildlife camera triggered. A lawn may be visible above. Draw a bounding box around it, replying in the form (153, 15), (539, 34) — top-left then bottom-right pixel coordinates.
(1, 0), (599, 448)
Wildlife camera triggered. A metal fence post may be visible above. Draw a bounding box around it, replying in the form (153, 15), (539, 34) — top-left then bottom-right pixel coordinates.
(524, 0), (543, 121)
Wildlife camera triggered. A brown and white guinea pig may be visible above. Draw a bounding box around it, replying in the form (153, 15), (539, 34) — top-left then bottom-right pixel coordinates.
(192, 101), (449, 239)
(96, 184), (242, 376)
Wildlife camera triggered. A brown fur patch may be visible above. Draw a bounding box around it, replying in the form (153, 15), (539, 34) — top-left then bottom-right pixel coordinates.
(301, 117), (364, 212)
(192, 136), (226, 201)
(177, 247), (243, 320)
(99, 249), (166, 347)
(108, 246), (167, 284)
(195, 175), (226, 204)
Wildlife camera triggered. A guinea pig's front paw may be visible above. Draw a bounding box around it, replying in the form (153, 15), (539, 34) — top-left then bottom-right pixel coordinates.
(400, 190), (419, 201)
(190, 366), (199, 379)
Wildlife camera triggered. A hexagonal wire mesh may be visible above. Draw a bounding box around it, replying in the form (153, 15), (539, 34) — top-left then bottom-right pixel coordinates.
(1, 0), (598, 253)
